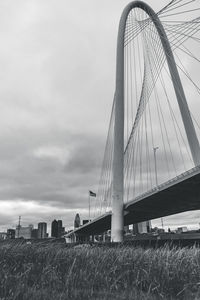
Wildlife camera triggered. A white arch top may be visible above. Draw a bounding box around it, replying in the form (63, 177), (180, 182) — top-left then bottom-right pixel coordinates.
(111, 1), (200, 242)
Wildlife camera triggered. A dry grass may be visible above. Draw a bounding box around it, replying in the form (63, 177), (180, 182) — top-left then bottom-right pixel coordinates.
(0, 241), (200, 299)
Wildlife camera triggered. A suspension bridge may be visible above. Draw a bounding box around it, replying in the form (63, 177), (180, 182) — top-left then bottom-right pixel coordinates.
(65, 0), (200, 243)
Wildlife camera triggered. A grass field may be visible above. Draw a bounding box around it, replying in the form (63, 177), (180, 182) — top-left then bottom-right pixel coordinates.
(0, 241), (200, 299)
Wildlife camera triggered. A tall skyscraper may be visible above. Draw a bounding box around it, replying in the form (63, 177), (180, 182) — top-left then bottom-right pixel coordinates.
(74, 214), (81, 229)
(38, 222), (47, 239)
(57, 220), (62, 237)
(51, 219), (58, 238)
(51, 219), (64, 238)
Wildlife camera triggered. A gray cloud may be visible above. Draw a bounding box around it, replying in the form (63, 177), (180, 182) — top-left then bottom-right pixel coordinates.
(0, 0), (199, 233)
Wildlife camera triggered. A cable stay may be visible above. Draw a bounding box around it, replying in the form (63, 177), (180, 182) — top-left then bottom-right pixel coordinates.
(91, 0), (200, 221)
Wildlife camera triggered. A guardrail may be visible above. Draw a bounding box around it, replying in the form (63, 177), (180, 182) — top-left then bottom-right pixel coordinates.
(127, 165), (200, 206)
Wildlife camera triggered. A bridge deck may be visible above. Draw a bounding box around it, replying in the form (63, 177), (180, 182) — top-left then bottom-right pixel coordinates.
(125, 165), (200, 224)
(66, 166), (200, 237)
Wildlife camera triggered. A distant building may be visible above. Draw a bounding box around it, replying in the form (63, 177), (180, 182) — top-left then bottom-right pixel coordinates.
(7, 229), (15, 239)
(146, 221), (151, 233)
(31, 229), (38, 239)
(133, 221), (151, 234)
(82, 220), (89, 225)
(0, 232), (7, 240)
(38, 222), (47, 239)
(177, 226), (188, 233)
(60, 226), (65, 237)
(51, 219), (64, 238)
(157, 228), (165, 233)
(151, 227), (165, 234)
(51, 219), (65, 238)
(51, 219), (58, 238)
(58, 220), (64, 238)
(133, 223), (139, 234)
(16, 225), (33, 239)
(74, 214), (81, 229)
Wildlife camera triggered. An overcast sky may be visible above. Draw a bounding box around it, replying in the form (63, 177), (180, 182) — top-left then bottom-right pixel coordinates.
(0, 0), (200, 233)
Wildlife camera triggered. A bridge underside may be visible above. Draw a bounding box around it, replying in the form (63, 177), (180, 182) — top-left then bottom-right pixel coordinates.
(125, 170), (200, 225)
(66, 170), (200, 238)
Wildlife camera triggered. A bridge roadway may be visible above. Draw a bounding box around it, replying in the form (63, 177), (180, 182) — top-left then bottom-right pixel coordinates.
(66, 165), (200, 238)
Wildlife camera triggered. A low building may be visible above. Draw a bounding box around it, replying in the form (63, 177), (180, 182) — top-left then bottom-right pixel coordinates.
(38, 222), (47, 239)
(177, 226), (188, 233)
(16, 225), (33, 239)
(7, 229), (15, 239)
(151, 227), (165, 234)
(31, 229), (38, 239)
(0, 232), (7, 240)
(83, 220), (89, 225)
(133, 221), (151, 234)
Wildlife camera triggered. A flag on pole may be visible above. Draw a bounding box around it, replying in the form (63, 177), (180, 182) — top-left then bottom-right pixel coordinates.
(89, 190), (96, 197)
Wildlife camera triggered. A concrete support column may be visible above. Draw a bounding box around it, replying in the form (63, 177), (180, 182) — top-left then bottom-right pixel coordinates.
(111, 21), (125, 242)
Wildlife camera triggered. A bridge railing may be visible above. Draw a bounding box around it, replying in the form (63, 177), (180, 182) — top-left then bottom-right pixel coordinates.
(128, 165), (200, 206)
